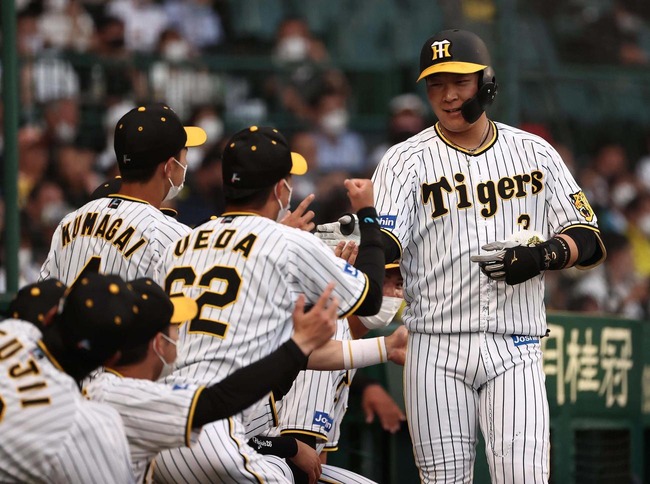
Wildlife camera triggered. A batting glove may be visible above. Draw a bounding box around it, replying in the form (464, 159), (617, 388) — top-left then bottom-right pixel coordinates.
(470, 238), (569, 285)
(314, 213), (361, 249)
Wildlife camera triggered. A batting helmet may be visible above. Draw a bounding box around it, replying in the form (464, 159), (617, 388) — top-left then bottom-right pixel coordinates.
(417, 29), (498, 123)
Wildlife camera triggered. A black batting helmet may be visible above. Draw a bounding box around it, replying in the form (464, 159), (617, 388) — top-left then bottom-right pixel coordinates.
(417, 29), (498, 123)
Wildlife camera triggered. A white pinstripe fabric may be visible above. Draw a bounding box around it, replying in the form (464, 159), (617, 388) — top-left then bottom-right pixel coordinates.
(39, 195), (190, 284)
(0, 320), (134, 484)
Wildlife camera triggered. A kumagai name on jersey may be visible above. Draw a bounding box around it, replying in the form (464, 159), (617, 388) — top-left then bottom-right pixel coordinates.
(57, 208), (147, 258)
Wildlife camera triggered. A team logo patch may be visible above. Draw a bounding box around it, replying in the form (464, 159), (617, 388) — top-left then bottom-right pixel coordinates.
(343, 262), (358, 277)
(569, 191), (594, 222)
(511, 335), (539, 346)
(313, 411), (333, 432)
(172, 383), (190, 390)
(108, 198), (122, 209)
(378, 215), (397, 230)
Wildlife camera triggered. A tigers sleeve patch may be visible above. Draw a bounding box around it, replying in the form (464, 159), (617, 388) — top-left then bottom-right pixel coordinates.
(570, 191), (595, 222)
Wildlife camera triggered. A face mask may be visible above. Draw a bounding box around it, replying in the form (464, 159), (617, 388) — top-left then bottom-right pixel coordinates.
(164, 158), (187, 201)
(198, 116), (224, 142)
(320, 109), (348, 137)
(275, 179), (292, 222)
(153, 332), (177, 380)
(275, 35), (309, 63)
(54, 122), (77, 143)
(163, 40), (190, 62)
(638, 213), (650, 238)
(358, 296), (403, 330)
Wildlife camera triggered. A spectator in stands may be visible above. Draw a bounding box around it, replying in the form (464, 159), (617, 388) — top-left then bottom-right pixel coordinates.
(51, 143), (100, 208)
(368, 93), (429, 171)
(163, 0), (226, 52)
(17, 125), (49, 208)
(107, 0), (169, 53)
(624, 194), (650, 278)
(184, 104), (225, 171)
(38, 0), (95, 53)
(572, 231), (649, 319)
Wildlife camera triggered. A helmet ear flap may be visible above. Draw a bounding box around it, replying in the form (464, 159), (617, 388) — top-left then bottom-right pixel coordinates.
(478, 66), (498, 107)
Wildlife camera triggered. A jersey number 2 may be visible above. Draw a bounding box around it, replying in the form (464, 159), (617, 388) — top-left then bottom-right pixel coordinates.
(165, 266), (241, 339)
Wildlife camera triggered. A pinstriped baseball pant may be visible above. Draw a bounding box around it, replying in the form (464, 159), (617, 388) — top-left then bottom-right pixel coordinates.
(404, 332), (550, 484)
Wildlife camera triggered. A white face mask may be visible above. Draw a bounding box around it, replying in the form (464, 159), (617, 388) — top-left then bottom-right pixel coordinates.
(153, 332), (177, 380)
(275, 179), (292, 222)
(320, 109), (348, 137)
(164, 158), (187, 201)
(163, 40), (190, 62)
(198, 116), (224, 142)
(357, 296), (403, 329)
(275, 35), (309, 63)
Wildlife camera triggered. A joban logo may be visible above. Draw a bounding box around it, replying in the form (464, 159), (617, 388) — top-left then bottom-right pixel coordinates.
(313, 411), (333, 432)
(511, 335), (539, 346)
(378, 215), (397, 229)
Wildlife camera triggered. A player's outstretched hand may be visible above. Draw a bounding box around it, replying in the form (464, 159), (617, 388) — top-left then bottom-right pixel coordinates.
(289, 440), (322, 484)
(280, 193), (316, 232)
(385, 324), (408, 366)
(314, 213), (360, 250)
(344, 178), (374, 213)
(334, 240), (358, 264)
(291, 283), (338, 356)
(362, 383), (406, 434)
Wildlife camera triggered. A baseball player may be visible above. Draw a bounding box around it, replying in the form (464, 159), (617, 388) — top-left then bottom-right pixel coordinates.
(83, 277), (338, 482)
(39, 103), (206, 284)
(0, 273), (160, 483)
(339, 29), (606, 483)
(152, 126), (405, 483)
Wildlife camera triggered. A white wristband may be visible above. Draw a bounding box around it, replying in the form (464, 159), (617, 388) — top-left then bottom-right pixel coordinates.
(342, 337), (387, 370)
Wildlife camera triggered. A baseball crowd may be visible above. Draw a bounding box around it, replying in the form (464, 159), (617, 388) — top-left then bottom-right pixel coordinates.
(0, 3), (648, 484)
(1, 0), (649, 319)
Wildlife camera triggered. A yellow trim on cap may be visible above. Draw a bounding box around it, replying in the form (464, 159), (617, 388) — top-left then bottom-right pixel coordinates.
(169, 295), (198, 323)
(184, 126), (207, 147)
(417, 61), (487, 82)
(290, 152), (308, 175)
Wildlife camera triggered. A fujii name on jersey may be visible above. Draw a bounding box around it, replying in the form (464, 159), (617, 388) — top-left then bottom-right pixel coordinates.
(59, 212), (147, 257)
(422, 169), (544, 219)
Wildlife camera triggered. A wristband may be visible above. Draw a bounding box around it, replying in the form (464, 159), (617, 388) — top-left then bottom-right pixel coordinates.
(541, 237), (570, 270)
(342, 337), (387, 369)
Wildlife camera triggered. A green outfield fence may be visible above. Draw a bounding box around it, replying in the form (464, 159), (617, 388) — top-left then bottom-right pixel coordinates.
(329, 312), (649, 484)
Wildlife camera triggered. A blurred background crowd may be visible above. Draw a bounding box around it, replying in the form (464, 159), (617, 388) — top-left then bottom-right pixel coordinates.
(1, 0), (650, 320)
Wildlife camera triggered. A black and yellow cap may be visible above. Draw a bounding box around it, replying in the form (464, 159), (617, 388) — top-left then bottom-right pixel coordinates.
(7, 279), (67, 327)
(417, 29), (491, 82)
(129, 278), (197, 330)
(55, 273), (142, 363)
(114, 103), (206, 169)
(222, 125), (307, 199)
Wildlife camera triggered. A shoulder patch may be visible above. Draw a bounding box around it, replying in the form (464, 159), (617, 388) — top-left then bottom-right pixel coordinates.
(569, 191), (594, 222)
(378, 214), (397, 229)
(108, 198), (122, 209)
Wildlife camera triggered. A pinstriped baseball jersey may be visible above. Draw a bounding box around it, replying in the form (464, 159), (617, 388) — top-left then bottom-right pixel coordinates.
(83, 369), (203, 482)
(372, 121), (602, 336)
(270, 319), (355, 453)
(0, 320), (134, 484)
(157, 213), (368, 389)
(39, 195), (190, 284)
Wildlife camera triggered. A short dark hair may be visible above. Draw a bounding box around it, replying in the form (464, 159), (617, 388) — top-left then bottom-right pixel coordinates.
(118, 148), (182, 183)
(113, 324), (172, 366)
(225, 185), (274, 208)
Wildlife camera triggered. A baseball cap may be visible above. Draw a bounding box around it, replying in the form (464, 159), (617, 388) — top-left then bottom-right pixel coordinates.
(55, 273), (143, 363)
(6, 279), (67, 326)
(417, 29), (491, 82)
(222, 126), (308, 199)
(114, 103), (207, 170)
(90, 176), (122, 200)
(128, 278), (197, 337)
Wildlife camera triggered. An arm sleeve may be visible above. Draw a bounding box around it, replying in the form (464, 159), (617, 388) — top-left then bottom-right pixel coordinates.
(247, 435), (299, 458)
(351, 207), (385, 316)
(192, 340), (308, 428)
(561, 225), (606, 268)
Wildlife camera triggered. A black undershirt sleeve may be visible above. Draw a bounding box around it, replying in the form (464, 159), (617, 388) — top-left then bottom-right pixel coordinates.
(192, 340), (307, 428)
(563, 226), (602, 266)
(247, 435), (298, 458)
(351, 207), (385, 316)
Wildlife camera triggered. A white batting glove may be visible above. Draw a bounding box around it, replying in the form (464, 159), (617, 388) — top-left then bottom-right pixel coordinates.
(314, 214), (361, 250)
